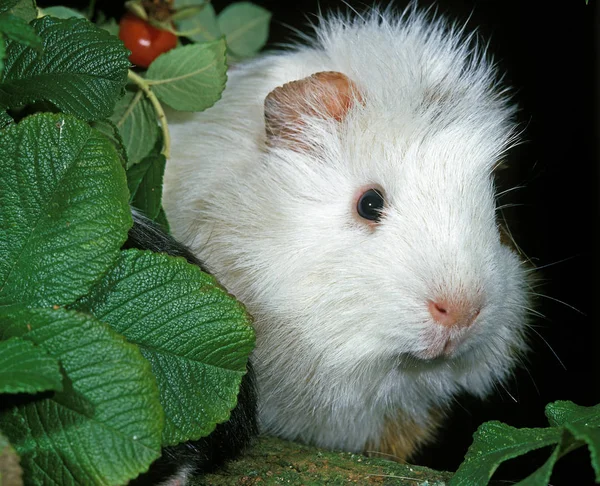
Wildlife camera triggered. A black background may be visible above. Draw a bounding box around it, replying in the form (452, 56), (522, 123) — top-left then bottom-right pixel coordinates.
(41, 0), (599, 483)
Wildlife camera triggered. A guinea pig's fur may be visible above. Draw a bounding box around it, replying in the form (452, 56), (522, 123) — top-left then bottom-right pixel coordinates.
(163, 5), (530, 460)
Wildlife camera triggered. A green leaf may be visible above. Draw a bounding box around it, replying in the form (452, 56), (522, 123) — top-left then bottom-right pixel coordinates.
(174, 0), (220, 43)
(217, 2), (271, 58)
(0, 431), (23, 486)
(0, 33), (5, 78)
(0, 16), (130, 121)
(563, 423), (600, 481)
(39, 6), (87, 19)
(546, 401), (600, 481)
(546, 401), (600, 428)
(449, 421), (562, 486)
(0, 13), (41, 50)
(0, 113), (132, 309)
(3, 0), (36, 23)
(0, 108), (12, 128)
(514, 434), (570, 486)
(90, 118), (128, 168)
(145, 40), (227, 111)
(171, 2), (208, 21)
(110, 88), (160, 167)
(96, 17), (119, 37)
(0, 307), (163, 485)
(0, 0), (18, 15)
(95, 10), (119, 37)
(0, 337), (62, 395)
(78, 249), (255, 446)
(127, 153), (166, 220)
(154, 206), (170, 233)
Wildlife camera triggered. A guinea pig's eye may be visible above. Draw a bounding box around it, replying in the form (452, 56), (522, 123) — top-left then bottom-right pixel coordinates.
(357, 188), (385, 222)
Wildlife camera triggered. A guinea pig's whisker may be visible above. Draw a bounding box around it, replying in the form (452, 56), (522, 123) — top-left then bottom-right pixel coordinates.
(522, 364), (541, 395)
(524, 255), (579, 273)
(498, 380), (519, 403)
(526, 327), (567, 370)
(528, 292), (586, 316)
(520, 321), (545, 330)
(363, 450), (403, 461)
(449, 394), (472, 415)
(495, 203), (524, 212)
(364, 473), (428, 481)
(495, 185), (526, 199)
(518, 304), (547, 320)
(497, 210), (531, 263)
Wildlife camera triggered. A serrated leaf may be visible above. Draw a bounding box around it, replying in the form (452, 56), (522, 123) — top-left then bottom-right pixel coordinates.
(546, 401), (600, 428)
(154, 206), (170, 233)
(39, 6), (87, 19)
(0, 16), (130, 121)
(77, 249), (255, 446)
(449, 421), (562, 486)
(0, 113), (132, 309)
(97, 17), (119, 37)
(110, 88), (160, 167)
(3, 0), (35, 23)
(0, 108), (12, 128)
(0, 34), (4, 78)
(0, 307), (163, 485)
(548, 401), (600, 479)
(146, 40), (227, 111)
(0, 431), (23, 486)
(217, 2), (270, 58)
(563, 423), (600, 481)
(127, 153), (166, 220)
(0, 13), (41, 50)
(94, 10), (119, 36)
(90, 118), (129, 168)
(0, 0), (18, 15)
(0, 337), (62, 395)
(174, 0), (220, 43)
(545, 402), (600, 481)
(514, 442), (561, 486)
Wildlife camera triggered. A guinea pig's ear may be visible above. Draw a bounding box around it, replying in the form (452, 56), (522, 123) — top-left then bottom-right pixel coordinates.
(264, 71), (362, 149)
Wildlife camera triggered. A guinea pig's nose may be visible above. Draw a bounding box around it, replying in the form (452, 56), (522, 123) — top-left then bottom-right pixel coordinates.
(428, 299), (481, 329)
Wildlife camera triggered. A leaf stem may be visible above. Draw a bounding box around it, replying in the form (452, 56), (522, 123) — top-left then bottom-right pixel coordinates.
(127, 69), (171, 159)
(115, 90), (143, 129)
(87, 0), (97, 19)
(145, 60), (217, 86)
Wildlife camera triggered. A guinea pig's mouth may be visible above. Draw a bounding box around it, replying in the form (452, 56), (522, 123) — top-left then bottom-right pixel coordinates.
(422, 322), (475, 359)
(394, 352), (449, 370)
(421, 335), (461, 360)
(396, 329), (473, 368)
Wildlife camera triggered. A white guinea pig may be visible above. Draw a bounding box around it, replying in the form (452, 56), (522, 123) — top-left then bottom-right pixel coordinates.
(163, 5), (530, 460)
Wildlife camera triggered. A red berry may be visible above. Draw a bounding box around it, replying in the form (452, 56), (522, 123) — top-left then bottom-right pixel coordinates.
(118, 13), (177, 68)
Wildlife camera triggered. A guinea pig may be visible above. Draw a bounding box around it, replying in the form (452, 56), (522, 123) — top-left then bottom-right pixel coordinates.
(162, 5), (530, 461)
(124, 210), (258, 485)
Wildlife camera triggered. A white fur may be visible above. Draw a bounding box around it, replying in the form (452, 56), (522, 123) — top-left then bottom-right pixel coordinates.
(163, 6), (529, 453)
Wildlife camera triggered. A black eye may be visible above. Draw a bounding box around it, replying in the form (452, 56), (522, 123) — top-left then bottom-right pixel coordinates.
(357, 188), (385, 222)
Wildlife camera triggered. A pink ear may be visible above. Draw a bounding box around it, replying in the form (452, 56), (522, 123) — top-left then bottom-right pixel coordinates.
(264, 71), (362, 148)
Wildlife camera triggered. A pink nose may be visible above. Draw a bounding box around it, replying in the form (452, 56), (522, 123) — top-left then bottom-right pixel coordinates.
(428, 299), (481, 329)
